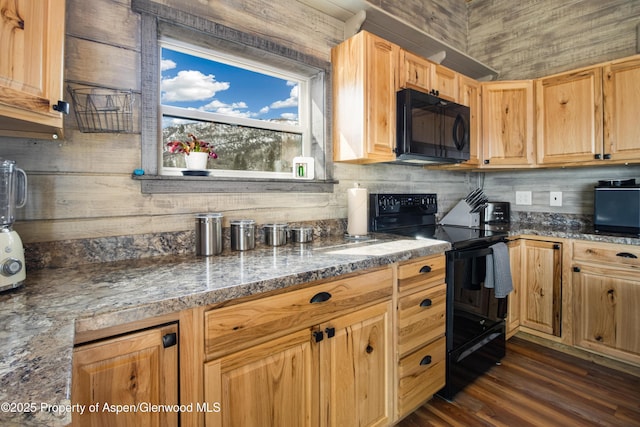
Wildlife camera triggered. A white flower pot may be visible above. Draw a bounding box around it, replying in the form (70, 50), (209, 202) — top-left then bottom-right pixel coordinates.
(185, 152), (209, 170)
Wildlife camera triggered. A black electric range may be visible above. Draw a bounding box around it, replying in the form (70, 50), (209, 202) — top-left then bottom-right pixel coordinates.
(369, 193), (510, 401)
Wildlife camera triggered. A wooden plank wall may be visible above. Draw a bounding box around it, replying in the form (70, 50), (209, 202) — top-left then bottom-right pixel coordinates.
(3, 0), (636, 245)
(0, 0), (472, 244)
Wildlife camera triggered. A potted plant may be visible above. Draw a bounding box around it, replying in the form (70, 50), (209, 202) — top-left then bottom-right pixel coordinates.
(166, 133), (218, 170)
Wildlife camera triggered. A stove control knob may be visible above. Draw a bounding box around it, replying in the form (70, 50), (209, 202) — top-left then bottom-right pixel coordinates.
(1, 258), (23, 276)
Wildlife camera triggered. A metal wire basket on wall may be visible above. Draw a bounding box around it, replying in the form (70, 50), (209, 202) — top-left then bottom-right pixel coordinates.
(68, 86), (135, 133)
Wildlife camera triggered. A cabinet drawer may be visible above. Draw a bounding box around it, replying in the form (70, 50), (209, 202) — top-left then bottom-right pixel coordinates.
(573, 241), (640, 269)
(397, 337), (446, 417)
(397, 283), (446, 357)
(204, 268), (392, 359)
(398, 254), (446, 294)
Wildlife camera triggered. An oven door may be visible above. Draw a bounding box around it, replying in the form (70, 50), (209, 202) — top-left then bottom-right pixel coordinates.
(446, 245), (507, 351)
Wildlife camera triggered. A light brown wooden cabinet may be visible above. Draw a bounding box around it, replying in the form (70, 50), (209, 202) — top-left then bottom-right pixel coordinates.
(536, 66), (603, 164)
(572, 241), (640, 366)
(395, 254), (446, 419)
(0, 0), (66, 139)
(481, 80), (535, 167)
(399, 50), (459, 102)
(203, 267), (393, 427)
(520, 239), (562, 337)
(537, 54), (640, 165)
(71, 323), (179, 427)
(506, 239), (522, 338)
(332, 30), (399, 163)
(603, 55), (640, 162)
(459, 75), (482, 166)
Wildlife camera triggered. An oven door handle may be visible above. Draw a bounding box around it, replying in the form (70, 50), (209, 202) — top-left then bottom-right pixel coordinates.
(451, 246), (493, 260)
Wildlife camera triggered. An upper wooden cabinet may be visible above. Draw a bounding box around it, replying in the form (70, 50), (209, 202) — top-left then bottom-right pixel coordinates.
(603, 55), (640, 162)
(399, 50), (459, 102)
(536, 67), (603, 164)
(537, 55), (640, 165)
(332, 30), (399, 163)
(459, 75), (481, 166)
(0, 0), (66, 139)
(481, 80), (535, 167)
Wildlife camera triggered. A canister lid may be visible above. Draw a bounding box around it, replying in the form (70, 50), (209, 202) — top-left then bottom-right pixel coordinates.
(230, 219), (256, 225)
(263, 223), (288, 229)
(195, 213), (223, 218)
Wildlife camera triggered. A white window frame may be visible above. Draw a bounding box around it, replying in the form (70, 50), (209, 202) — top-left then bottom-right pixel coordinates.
(160, 38), (312, 179)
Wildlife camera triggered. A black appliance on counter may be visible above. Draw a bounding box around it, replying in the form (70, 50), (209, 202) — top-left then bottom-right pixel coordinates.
(369, 193), (509, 401)
(594, 178), (640, 234)
(395, 88), (470, 165)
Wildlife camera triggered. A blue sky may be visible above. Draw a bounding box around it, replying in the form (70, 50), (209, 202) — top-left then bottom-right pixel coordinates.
(160, 47), (299, 123)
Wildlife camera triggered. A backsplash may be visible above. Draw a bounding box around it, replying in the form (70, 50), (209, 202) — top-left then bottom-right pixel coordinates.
(25, 219), (347, 270)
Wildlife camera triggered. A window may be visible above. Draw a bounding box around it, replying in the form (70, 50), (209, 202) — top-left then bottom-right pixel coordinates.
(160, 40), (310, 178)
(134, 7), (334, 193)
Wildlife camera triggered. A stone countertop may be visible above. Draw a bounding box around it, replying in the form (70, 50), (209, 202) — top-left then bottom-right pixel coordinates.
(0, 235), (450, 427)
(505, 223), (640, 245)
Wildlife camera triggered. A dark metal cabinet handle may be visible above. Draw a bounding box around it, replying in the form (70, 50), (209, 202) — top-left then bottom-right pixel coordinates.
(594, 154), (601, 160)
(603, 153), (611, 160)
(419, 265), (432, 274)
(325, 327), (335, 338)
(553, 244), (561, 250)
(484, 159), (490, 164)
(616, 252), (638, 259)
(420, 355), (432, 366)
(313, 330), (324, 343)
(420, 298), (432, 307)
(309, 291), (332, 304)
(162, 332), (177, 348)
(573, 266), (581, 272)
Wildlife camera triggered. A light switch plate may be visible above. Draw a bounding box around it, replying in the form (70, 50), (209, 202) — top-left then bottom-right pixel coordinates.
(515, 191), (532, 205)
(550, 191), (562, 207)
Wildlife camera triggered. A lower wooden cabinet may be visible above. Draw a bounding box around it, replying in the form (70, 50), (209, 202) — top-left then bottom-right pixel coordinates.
(71, 323), (179, 427)
(203, 268), (393, 427)
(572, 241), (640, 366)
(520, 239), (562, 337)
(506, 239), (522, 337)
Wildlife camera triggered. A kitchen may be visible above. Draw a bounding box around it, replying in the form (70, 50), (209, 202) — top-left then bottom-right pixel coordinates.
(1, 0), (640, 426)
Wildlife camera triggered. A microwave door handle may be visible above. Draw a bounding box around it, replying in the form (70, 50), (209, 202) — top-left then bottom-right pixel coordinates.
(453, 113), (467, 151)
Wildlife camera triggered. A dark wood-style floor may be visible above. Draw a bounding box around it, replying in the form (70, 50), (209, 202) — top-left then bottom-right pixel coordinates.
(398, 336), (640, 427)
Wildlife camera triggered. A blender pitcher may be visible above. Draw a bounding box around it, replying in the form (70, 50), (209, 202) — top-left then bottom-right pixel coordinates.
(0, 159), (27, 228)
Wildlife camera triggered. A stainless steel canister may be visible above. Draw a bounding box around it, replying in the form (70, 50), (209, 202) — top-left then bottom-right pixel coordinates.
(195, 213), (223, 256)
(263, 223), (288, 246)
(289, 226), (313, 243)
(231, 219), (256, 251)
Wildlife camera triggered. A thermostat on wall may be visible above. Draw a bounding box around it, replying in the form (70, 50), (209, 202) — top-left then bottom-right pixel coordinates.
(292, 157), (314, 180)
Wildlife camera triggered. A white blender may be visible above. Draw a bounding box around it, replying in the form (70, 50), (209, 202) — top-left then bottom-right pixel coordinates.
(0, 159), (27, 292)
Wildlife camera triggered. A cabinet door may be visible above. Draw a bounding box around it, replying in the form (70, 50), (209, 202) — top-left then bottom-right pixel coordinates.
(481, 81), (535, 166)
(573, 264), (640, 366)
(204, 328), (315, 427)
(520, 240), (562, 336)
(536, 67), (603, 164)
(72, 324), (179, 427)
(459, 75), (481, 166)
(604, 56), (640, 161)
(431, 63), (459, 102)
(506, 239), (522, 338)
(401, 50), (432, 92)
(332, 31), (398, 163)
(320, 302), (392, 427)
(0, 0), (65, 137)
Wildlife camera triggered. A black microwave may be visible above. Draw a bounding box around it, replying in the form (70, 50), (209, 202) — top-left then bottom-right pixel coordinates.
(594, 179), (640, 234)
(395, 88), (470, 164)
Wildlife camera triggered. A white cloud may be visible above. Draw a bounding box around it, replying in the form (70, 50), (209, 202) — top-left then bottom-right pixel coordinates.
(280, 113), (297, 121)
(161, 59), (176, 71)
(202, 99), (252, 118)
(270, 84), (298, 109)
(161, 70), (230, 102)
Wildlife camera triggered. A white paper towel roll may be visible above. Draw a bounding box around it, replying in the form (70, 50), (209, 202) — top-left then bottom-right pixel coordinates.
(347, 184), (368, 236)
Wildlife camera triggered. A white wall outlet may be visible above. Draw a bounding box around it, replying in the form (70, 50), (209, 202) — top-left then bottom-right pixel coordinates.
(550, 191), (563, 207)
(515, 191), (532, 205)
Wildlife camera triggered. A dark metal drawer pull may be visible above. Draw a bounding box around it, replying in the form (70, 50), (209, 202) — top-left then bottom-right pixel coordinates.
(162, 333), (177, 348)
(309, 291), (332, 304)
(420, 355), (432, 366)
(420, 298), (432, 307)
(419, 265), (432, 273)
(616, 252), (638, 259)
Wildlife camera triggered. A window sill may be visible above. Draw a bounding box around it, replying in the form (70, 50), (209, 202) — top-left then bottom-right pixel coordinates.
(132, 174), (338, 193)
